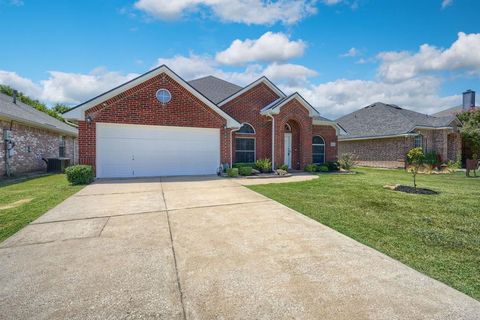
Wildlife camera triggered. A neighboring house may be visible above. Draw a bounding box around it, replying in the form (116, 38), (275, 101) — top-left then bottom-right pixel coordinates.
(0, 92), (78, 176)
(337, 102), (462, 168)
(63, 65), (339, 178)
(433, 89), (478, 164)
(433, 89), (477, 117)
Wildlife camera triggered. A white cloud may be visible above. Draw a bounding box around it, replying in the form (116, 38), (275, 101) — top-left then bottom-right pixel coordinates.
(263, 63), (317, 86)
(378, 32), (480, 82)
(441, 0), (452, 9)
(134, 0), (318, 25)
(0, 70), (42, 97)
(340, 47), (358, 58)
(40, 68), (139, 104)
(215, 32), (306, 65)
(285, 76), (459, 119)
(156, 53), (316, 86)
(156, 54), (218, 80)
(0, 68), (138, 105)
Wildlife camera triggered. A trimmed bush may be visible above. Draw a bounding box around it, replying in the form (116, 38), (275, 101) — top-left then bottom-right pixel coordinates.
(318, 165), (329, 172)
(325, 161), (340, 171)
(65, 165), (94, 185)
(279, 164), (289, 171)
(255, 158), (272, 173)
(232, 162), (255, 169)
(304, 164), (317, 172)
(238, 166), (253, 176)
(226, 168), (239, 177)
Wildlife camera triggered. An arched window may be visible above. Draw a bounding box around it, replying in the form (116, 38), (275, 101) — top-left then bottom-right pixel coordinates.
(414, 134), (423, 149)
(237, 123), (255, 134)
(284, 123), (292, 132)
(235, 123), (255, 163)
(312, 136), (325, 164)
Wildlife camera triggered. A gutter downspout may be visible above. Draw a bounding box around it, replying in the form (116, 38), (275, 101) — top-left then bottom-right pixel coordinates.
(266, 113), (275, 171)
(230, 127), (241, 168)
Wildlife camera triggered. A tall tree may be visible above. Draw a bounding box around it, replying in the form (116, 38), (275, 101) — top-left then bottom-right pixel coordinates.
(458, 109), (480, 160)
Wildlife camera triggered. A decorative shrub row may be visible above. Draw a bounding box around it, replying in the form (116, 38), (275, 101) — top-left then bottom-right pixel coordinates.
(305, 162), (340, 173)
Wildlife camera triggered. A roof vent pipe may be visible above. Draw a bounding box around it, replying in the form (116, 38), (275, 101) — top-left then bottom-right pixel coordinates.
(462, 89), (475, 109)
(13, 90), (17, 104)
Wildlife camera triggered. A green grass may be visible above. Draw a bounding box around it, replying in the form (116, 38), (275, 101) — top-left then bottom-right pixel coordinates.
(0, 174), (84, 242)
(248, 168), (480, 300)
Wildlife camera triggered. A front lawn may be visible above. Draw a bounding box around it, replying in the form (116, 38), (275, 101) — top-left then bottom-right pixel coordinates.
(248, 168), (480, 300)
(0, 174), (84, 242)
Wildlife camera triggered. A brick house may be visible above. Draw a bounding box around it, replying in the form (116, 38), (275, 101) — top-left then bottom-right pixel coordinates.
(1, 92), (78, 177)
(337, 102), (462, 168)
(64, 65), (339, 178)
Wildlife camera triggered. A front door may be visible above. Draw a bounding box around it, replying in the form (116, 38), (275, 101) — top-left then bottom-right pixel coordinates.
(284, 133), (292, 169)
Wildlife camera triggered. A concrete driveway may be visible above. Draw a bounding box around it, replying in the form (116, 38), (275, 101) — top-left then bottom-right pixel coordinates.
(0, 176), (479, 319)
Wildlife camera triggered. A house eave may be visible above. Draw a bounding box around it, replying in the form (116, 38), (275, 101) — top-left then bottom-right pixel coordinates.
(0, 113), (78, 136)
(339, 133), (417, 142)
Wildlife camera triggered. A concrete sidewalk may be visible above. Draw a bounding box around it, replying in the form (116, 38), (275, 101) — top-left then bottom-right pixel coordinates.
(1, 176), (479, 319)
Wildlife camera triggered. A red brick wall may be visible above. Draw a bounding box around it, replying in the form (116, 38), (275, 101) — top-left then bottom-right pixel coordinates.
(221, 83), (279, 162)
(338, 137), (411, 168)
(1, 120), (77, 176)
(79, 73), (230, 171)
(312, 125), (338, 162)
(273, 100), (312, 169)
(222, 86), (338, 169)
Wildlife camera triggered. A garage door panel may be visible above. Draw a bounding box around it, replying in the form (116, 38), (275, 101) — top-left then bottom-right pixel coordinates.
(96, 123), (220, 178)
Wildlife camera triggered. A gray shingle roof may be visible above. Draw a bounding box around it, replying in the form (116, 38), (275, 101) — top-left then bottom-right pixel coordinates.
(336, 102), (457, 140)
(0, 93), (77, 136)
(188, 76), (242, 104)
(432, 105), (478, 117)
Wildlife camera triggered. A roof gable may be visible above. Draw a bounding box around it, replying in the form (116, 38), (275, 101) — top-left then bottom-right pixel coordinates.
(260, 93), (320, 117)
(63, 65), (241, 128)
(217, 77), (285, 107)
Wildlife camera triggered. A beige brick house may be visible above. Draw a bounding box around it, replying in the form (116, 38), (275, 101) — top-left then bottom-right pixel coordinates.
(1, 92), (78, 177)
(337, 102), (462, 168)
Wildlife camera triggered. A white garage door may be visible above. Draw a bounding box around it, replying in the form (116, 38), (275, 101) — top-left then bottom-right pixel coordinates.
(96, 123), (220, 178)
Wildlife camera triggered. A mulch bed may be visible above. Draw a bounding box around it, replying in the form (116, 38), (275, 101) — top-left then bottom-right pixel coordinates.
(384, 184), (439, 195)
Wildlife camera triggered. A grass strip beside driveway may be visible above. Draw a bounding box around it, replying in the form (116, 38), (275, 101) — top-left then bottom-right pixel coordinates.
(0, 174), (84, 242)
(248, 168), (480, 300)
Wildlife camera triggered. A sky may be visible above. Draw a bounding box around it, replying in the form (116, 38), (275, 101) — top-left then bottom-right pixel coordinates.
(0, 0), (479, 119)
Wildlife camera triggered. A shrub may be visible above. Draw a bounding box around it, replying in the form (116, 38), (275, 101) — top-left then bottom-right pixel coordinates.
(255, 158), (272, 173)
(339, 153), (358, 171)
(424, 151), (440, 169)
(232, 162), (255, 169)
(238, 166), (253, 176)
(279, 164), (289, 171)
(65, 165), (94, 185)
(304, 164), (317, 172)
(406, 147), (425, 188)
(325, 161), (340, 171)
(318, 165), (329, 172)
(226, 168), (239, 177)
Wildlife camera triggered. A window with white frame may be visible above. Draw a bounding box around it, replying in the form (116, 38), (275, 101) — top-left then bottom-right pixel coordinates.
(235, 138), (255, 163)
(59, 136), (66, 158)
(237, 123), (255, 134)
(312, 136), (325, 164)
(414, 134), (423, 149)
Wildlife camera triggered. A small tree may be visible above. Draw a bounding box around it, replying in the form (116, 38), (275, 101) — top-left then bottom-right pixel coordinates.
(406, 147), (424, 189)
(339, 153), (358, 171)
